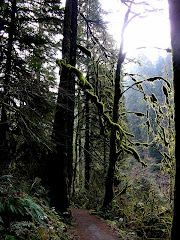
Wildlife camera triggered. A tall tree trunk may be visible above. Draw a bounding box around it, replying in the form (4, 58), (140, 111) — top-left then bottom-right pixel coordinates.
(85, 94), (90, 190)
(0, 0), (17, 174)
(66, 0), (78, 192)
(73, 122), (79, 197)
(103, 48), (125, 207)
(49, 0), (77, 212)
(103, 6), (130, 208)
(78, 108), (83, 188)
(168, 0), (180, 238)
(72, 89), (81, 196)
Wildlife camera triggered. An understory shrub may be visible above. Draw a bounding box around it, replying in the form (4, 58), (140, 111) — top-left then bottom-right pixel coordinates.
(0, 175), (67, 240)
(98, 163), (173, 240)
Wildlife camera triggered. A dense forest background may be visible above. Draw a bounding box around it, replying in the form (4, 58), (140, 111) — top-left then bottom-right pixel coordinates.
(0, 0), (179, 239)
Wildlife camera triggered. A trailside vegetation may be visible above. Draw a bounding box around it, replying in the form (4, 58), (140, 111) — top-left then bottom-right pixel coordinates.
(0, 0), (177, 239)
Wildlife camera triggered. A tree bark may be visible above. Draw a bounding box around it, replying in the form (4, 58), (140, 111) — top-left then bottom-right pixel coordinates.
(85, 94), (90, 190)
(49, 0), (77, 212)
(103, 49), (125, 207)
(72, 90), (81, 196)
(103, 5), (129, 208)
(0, 0), (17, 174)
(168, 0), (180, 238)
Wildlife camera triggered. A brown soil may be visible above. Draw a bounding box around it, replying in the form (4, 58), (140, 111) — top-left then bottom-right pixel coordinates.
(70, 209), (121, 240)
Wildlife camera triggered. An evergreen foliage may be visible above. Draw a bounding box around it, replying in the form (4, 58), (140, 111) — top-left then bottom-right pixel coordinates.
(0, 0), (62, 175)
(0, 0), (176, 239)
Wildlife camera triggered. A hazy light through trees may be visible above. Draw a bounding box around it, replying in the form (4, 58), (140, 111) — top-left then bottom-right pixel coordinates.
(99, 0), (171, 60)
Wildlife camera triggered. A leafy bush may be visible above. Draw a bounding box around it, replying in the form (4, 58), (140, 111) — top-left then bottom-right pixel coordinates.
(71, 188), (104, 210)
(97, 164), (172, 240)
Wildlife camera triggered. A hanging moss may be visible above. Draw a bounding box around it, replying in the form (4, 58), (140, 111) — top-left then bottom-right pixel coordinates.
(164, 152), (172, 160)
(56, 60), (147, 167)
(70, 66), (93, 89)
(123, 144), (147, 167)
(146, 76), (171, 89)
(77, 44), (92, 58)
(56, 59), (93, 89)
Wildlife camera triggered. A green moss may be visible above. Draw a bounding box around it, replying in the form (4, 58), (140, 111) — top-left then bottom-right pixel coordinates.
(98, 101), (104, 113)
(103, 113), (113, 126)
(56, 59), (145, 166)
(112, 123), (123, 134)
(58, 59), (93, 89)
(123, 144), (147, 167)
(90, 92), (99, 103)
(77, 44), (92, 58)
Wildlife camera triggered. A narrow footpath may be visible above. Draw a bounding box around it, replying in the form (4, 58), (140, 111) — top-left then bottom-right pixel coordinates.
(70, 209), (120, 240)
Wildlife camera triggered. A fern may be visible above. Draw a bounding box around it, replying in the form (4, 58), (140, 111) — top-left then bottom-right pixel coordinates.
(0, 175), (13, 181)
(17, 195), (47, 223)
(0, 193), (47, 224)
(0, 176), (67, 240)
(3, 235), (17, 240)
(11, 221), (35, 236)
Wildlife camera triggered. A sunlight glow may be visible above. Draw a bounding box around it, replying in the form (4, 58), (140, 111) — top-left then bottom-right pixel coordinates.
(99, 0), (171, 59)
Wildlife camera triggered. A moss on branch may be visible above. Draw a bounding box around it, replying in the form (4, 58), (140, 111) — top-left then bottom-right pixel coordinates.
(56, 59), (93, 89)
(123, 144), (147, 167)
(56, 60), (146, 167)
(77, 44), (92, 58)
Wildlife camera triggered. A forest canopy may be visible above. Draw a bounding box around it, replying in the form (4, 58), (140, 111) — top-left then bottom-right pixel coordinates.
(0, 0), (178, 239)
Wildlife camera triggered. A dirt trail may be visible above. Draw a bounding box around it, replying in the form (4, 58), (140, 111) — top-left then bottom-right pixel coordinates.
(70, 209), (120, 240)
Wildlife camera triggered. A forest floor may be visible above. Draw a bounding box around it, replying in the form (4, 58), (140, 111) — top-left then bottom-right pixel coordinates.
(69, 209), (121, 240)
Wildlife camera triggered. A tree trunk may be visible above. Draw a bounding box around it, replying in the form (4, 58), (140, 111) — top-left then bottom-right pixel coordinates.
(73, 122), (78, 197)
(78, 108), (83, 188)
(49, 0), (77, 212)
(72, 90), (81, 196)
(85, 94), (90, 190)
(103, 49), (125, 207)
(66, 0), (78, 192)
(0, 0), (17, 174)
(168, 0), (180, 238)
(103, 5), (129, 208)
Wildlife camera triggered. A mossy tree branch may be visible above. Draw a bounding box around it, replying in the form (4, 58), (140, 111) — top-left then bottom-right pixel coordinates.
(56, 59), (147, 167)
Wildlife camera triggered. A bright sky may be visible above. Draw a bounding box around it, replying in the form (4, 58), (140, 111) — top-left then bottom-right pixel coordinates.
(60, 0), (171, 60)
(99, 0), (171, 59)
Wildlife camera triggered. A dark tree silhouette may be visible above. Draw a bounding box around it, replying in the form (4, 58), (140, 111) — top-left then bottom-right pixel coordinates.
(168, 0), (180, 239)
(49, 0), (78, 212)
(0, 0), (16, 174)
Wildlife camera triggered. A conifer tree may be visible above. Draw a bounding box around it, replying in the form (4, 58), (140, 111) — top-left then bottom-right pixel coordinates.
(0, 0), (17, 172)
(49, 0), (78, 212)
(0, 0), (62, 175)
